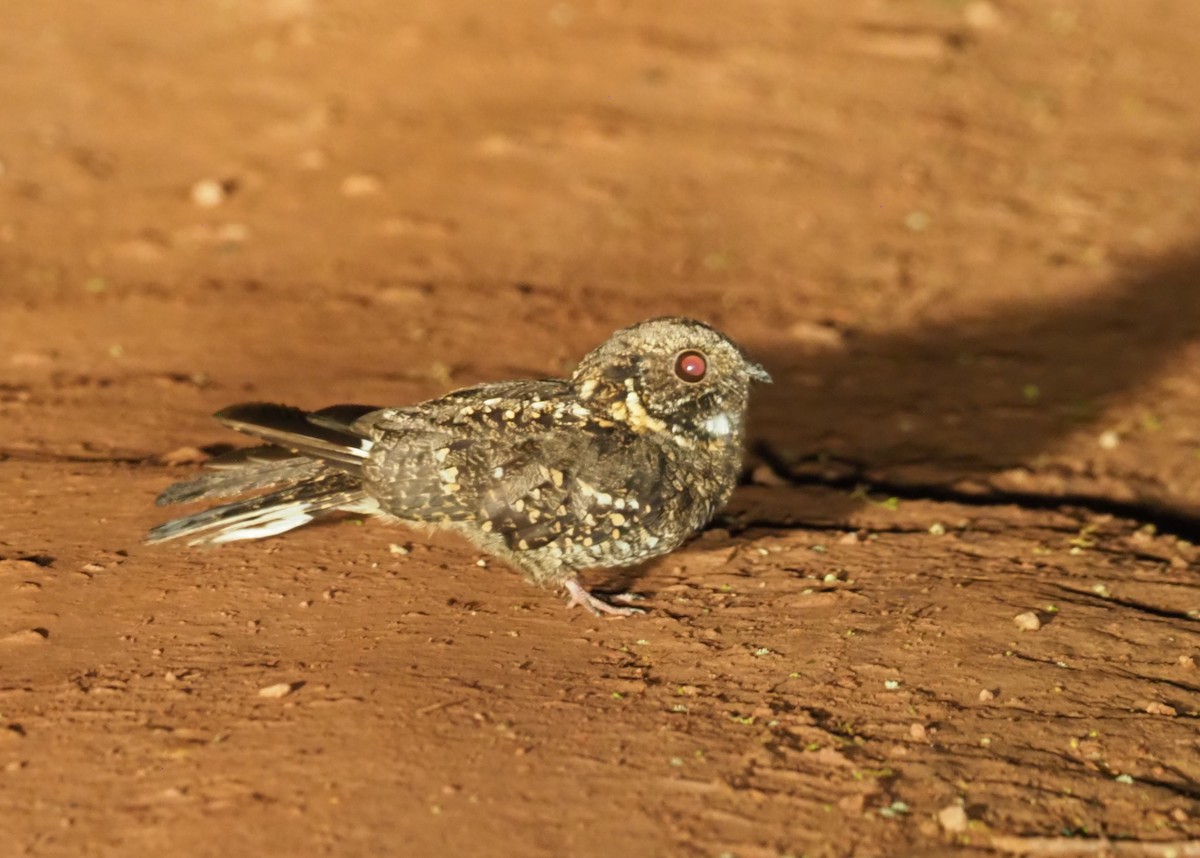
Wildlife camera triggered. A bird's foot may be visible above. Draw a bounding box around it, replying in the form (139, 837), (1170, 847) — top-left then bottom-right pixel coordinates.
(564, 579), (645, 617)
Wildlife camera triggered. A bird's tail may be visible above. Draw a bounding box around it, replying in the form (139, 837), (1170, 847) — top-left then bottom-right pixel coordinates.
(147, 402), (381, 546)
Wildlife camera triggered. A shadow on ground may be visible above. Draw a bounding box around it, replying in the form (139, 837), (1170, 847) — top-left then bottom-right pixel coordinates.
(745, 245), (1200, 534)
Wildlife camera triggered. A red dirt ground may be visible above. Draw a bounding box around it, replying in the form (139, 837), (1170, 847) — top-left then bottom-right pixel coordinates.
(2, 2), (1199, 856)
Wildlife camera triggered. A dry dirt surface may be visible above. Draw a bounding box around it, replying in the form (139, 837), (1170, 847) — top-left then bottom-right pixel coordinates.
(3, 2), (1200, 856)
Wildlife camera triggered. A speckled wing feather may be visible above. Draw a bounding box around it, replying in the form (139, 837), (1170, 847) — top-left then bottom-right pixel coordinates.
(356, 380), (575, 525)
(472, 427), (685, 580)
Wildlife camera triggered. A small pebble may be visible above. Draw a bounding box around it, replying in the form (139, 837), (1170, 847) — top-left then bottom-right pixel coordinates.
(341, 173), (383, 197)
(963, 0), (1002, 30)
(1098, 429), (1120, 450)
(1013, 611), (1041, 631)
(190, 178), (227, 208)
(909, 723), (927, 741)
(1179, 655), (1195, 670)
(978, 688), (995, 702)
(937, 804), (968, 833)
(1145, 701), (1177, 717)
(787, 320), (845, 350)
(158, 446), (209, 466)
(388, 543), (410, 556)
(1, 628), (49, 645)
(749, 464), (789, 487)
(258, 682), (296, 699)
(0, 560), (44, 576)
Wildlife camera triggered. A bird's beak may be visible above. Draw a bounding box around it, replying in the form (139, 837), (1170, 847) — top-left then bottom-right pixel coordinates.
(747, 361), (772, 384)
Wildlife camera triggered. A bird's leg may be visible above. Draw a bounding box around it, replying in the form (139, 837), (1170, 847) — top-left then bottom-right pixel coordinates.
(564, 579), (645, 617)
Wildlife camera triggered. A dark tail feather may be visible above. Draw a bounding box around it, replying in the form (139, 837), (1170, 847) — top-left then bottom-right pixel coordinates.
(149, 401), (383, 546)
(147, 472), (373, 546)
(212, 402), (377, 467)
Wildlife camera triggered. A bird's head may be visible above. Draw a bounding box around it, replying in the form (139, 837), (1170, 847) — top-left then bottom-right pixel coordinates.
(571, 316), (771, 445)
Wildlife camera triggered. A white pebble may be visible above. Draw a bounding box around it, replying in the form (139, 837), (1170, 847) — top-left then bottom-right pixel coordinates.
(1098, 430), (1120, 450)
(938, 804), (969, 833)
(1013, 611), (1041, 631)
(258, 682), (296, 699)
(190, 178), (226, 208)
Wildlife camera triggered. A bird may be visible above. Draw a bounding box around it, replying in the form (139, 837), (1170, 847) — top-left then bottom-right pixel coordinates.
(147, 316), (771, 616)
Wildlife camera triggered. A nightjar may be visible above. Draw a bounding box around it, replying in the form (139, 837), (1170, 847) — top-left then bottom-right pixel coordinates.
(148, 316), (771, 615)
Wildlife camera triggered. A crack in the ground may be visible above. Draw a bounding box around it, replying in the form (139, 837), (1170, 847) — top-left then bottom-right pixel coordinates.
(1044, 583), (1200, 623)
(751, 442), (1200, 544)
(0, 449), (156, 465)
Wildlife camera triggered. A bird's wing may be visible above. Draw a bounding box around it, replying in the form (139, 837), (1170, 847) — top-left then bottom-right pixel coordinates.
(475, 431), (673, 555)
(358, 378), (673, 554)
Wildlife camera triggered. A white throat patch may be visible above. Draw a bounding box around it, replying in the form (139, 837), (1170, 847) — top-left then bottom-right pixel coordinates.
(702, 411), (737, 439)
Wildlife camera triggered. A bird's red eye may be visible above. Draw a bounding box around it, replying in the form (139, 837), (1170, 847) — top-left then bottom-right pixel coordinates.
(674, 350), (707, 382)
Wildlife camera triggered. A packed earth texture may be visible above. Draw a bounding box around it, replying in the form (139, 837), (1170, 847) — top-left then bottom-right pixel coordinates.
(2, 2), (1200, 857)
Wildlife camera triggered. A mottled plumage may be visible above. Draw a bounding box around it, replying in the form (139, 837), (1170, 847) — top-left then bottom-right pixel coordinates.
(148, 317), (770, 615)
